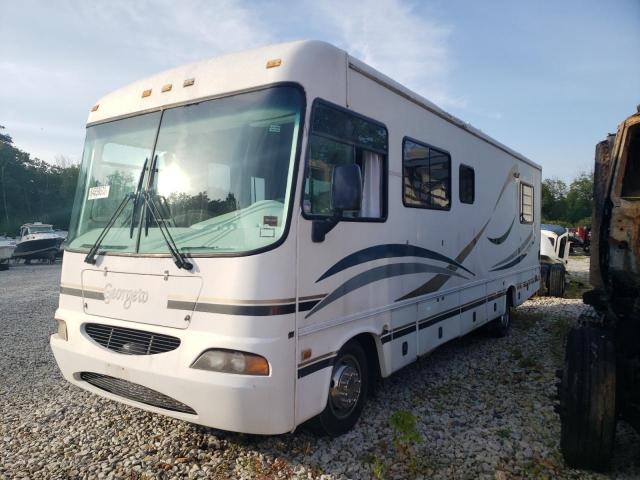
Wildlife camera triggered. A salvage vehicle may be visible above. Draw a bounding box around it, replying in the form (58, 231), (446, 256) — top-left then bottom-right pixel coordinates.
(50, 40), (541, 435)
(539, 223), (570, 297)
(558, 106), (640, 470)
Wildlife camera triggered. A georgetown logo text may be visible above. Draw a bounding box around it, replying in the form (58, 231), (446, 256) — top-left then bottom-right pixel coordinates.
(103, 284), (149, 309)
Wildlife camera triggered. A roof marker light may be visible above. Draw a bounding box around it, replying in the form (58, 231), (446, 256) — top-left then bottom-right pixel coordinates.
(183, 78), (195, 87)
(141, 89), (152, 98)
(266, 58), (282, 69)
(161, 84), (172, 93)
(90, 104), (99, 112)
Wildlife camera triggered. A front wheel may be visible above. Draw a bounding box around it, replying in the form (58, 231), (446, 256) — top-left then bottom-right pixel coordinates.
(310, 340), (368, 436)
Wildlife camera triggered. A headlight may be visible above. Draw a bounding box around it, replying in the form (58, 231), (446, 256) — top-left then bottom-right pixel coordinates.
(56, 319), (68, 341)
(191, 349), (269, 375)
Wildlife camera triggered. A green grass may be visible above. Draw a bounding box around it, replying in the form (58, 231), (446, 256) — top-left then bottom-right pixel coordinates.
(518, 355), (542, 371)
(511, 310), (538, 331)
(564, 275), (590, 298)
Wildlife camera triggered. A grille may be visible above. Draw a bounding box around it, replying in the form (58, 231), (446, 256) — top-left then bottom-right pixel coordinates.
(84, 323), (180, 355)
(80, 372), (196, 415)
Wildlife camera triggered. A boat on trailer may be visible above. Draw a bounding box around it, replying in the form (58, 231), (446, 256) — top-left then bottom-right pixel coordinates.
(13, 223), (63, 264)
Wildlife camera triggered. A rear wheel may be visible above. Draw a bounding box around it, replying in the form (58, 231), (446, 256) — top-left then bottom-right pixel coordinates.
(548, 264), (566, 297)
(310, 340), (368, 436)
(559, 325), (616, 471)
(488, 293), (512, 337)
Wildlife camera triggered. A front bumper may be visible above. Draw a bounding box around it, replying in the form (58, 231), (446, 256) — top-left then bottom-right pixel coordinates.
(50, 310), (295, 435)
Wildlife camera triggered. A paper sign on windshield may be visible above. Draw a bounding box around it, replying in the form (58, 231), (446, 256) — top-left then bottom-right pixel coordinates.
(88, 185), (110, 200)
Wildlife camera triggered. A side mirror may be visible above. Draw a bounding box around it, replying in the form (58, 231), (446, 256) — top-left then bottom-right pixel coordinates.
(312, 164), (362, 243)
(331, 164), (363, 212)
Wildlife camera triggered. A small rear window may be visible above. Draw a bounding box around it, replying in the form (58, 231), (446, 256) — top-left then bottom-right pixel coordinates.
(520, 183), (534, 223)
(459, 165), (475, 204)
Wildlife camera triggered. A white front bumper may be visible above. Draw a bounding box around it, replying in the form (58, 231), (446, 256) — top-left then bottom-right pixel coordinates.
(50, 310), (295, 435)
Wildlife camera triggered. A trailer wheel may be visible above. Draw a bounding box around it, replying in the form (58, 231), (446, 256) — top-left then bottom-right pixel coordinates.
(310, 340), (368, 436)
(548, 264), (565, 297)
(559, 325), (616, 471)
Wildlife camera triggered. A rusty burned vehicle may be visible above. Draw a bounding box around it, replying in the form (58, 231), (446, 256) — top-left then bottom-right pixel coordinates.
(558, 107), (640, 471)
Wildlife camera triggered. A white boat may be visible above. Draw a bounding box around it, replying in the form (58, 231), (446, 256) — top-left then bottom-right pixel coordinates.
(13, 223), (63, 263)
(0, 235), (16, 270)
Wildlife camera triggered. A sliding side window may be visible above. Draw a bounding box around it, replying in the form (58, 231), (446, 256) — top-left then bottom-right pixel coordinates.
(303, 100), (388, 220)
(403, 138), (451, 210)
(520, 183), (534, 223)
(459, 164), (475, 204)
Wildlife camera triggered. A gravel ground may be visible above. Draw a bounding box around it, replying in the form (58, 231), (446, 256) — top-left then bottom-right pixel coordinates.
(1, 259), (640, 479)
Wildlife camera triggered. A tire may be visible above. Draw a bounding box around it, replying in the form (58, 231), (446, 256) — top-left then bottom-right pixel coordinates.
(548, 264), (565, 297)
(310, 340), (368, 436)
(539, 264), (550, 296)
(488, 293), (512, 337)
(559, 326), (616, 471)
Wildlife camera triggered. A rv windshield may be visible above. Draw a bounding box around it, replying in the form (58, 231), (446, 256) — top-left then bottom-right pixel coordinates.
(67, 86), (304, 255)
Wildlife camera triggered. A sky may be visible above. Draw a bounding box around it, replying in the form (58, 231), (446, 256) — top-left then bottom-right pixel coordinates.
(1, 0), (638, 182)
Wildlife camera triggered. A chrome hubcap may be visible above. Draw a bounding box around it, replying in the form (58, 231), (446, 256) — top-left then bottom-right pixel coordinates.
(329, 355), (362, 419)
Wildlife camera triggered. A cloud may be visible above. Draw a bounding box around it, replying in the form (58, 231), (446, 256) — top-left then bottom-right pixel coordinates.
(309, 0), (465, 109)
(73, 0), (273, 65)
(0, 0), (273, 163)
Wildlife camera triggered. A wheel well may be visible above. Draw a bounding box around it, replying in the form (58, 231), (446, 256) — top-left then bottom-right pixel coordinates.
(350, 333), (381, 391)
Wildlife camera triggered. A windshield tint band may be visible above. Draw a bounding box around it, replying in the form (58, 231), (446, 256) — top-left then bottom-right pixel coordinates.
(66, 84), (307, 259)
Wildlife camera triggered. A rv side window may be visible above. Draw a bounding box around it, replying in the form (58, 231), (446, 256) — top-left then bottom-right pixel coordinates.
(402, 138), (451, 210)
(520, 183), (534, 223)
(459, 164), (475, 204)
(303, 101), (387, 220)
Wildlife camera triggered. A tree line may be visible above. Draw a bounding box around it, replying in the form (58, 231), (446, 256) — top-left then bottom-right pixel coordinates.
(541, 172), (593, 227)
(0, 125), (79, 236)
(0, 123), (595, 237)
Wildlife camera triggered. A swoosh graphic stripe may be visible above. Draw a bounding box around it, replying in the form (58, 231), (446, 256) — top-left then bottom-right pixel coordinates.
(317, 244), (474, 282)
(491, 231), (534, 268)
(397, 217), (490, 300)
(307, 262), (466, 318)
(396, 167), (517, 301)
(488, 216), (515, 245)
(490, 252), (529, 271)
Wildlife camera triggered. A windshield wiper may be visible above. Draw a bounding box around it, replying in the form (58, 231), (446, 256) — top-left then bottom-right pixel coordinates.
(142, 192), (193, 270)
(85, 159), (149, 265)
(130, 157), (149, 239)
(84, 193), (134, 265)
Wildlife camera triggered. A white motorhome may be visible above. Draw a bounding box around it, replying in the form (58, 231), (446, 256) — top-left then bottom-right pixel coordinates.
(51, 41), (541, 435)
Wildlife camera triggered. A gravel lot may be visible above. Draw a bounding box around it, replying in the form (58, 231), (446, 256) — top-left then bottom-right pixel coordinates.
(2, 259), (639, 479)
